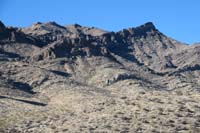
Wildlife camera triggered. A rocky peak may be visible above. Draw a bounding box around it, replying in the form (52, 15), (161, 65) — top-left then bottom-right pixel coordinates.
(0, 21), (6, 33)
(0, 21), (10, 41)
(73, 23), (82, 28)
(44, 21), (66, 29)
(115, 22), (157, 40)
(22, 21), (67, 36)
(65, 24), (107, 37)
(137, 22), (156, 31)
(133, 22), (157, 38)
(32, 22), (42, 26)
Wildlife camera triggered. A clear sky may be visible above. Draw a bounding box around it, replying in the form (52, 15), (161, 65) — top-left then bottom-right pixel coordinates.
(0, 0), (199, 44)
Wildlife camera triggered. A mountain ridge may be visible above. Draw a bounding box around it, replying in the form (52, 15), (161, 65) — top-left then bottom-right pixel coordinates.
(0, 21), (198, 73)
(1, 20), (200, 91)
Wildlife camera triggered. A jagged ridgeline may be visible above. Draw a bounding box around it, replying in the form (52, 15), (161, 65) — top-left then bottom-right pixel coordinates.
(0, 20), (200, 90)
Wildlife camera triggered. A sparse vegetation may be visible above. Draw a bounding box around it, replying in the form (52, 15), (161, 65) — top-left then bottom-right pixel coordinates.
(0, 21), (200, 132)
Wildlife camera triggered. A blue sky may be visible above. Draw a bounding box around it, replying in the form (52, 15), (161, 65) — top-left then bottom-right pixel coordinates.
(0, 0), (199, 44)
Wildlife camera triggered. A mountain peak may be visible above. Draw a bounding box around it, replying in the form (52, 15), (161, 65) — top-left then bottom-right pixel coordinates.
(44, 21), (66, 29)
(30, 21), (66, 30)
(143, 22), (156, 29)
(134, 22), (156, 33)
(117, 22), (157, 38)
(33, 22), (42, 25)
(0, 21), (6, 32)
(74, 23), (82, 28)
(45, 21), (59, 26)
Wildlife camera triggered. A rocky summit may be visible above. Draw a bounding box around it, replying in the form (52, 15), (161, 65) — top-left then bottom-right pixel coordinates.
(1, 21), (200, 132)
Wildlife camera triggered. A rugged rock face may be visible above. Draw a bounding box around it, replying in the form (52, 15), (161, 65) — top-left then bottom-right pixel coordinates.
(1, 21), (200, 132)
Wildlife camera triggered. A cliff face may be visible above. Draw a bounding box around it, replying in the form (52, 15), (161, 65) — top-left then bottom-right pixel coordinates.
(1, 21), (200, 132)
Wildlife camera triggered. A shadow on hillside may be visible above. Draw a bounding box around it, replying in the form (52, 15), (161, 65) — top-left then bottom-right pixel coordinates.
(0, 95), (47, 106)
(12, 81), (36, 94)
(50, 70), (70, 77)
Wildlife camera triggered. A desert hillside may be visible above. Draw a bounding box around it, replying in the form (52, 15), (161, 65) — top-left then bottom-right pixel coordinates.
(0, 21), (200, 132)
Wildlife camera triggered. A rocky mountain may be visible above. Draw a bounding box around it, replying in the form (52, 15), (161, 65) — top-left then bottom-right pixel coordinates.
(1, 21), (200, 132)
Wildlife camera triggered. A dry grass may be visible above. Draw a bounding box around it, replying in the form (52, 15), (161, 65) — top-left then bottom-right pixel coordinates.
(1, 84), (200, 132)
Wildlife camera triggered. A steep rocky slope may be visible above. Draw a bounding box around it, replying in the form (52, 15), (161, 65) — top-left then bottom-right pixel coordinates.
(0, 20), (200, 132)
